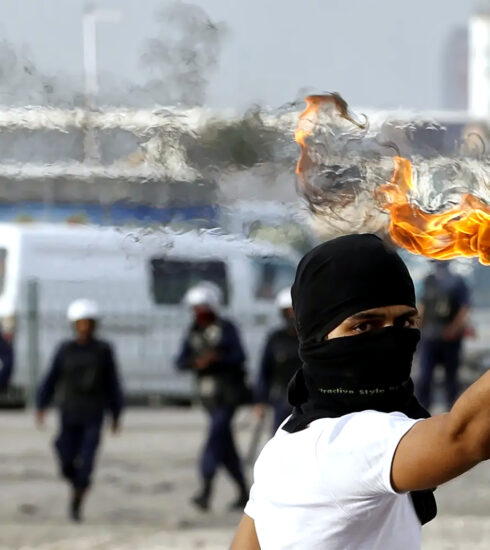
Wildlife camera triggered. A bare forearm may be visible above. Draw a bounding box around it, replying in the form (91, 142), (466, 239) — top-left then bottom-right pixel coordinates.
(447, 369), (490, 461)
(230, 515), (260, 550)
(393, 370), (490, 492)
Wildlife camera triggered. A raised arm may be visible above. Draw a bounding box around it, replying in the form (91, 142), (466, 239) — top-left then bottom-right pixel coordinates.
(392, 369), (490, 492)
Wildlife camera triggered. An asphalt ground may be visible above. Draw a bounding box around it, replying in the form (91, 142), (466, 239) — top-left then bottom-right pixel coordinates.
(0, 408), (488, 549)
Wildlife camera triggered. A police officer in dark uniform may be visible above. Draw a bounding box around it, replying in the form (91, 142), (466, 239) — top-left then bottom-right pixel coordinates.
(254, 288), (299, 432)
(176, 283), (249, 512)
(417, 261), (470, 409)
(0, 330), (13, 392)
(36, 299), (124, 522)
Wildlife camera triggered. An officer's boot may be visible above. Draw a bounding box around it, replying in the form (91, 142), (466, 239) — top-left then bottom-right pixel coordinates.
(70, 486), (86, 522)
(229, 481), (249, 511)
(191, 478), (213, 511)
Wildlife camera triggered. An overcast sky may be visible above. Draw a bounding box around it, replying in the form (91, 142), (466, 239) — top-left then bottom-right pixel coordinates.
(0, 0), (483, 110)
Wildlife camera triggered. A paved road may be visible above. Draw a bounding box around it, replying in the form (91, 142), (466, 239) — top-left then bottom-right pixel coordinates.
(0, 409), (488, 549)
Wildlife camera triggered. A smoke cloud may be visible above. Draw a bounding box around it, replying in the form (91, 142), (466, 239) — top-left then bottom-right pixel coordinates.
(0, 40), (78, 106)
(116, 1), (227, 108)
(0, 1), (227, 110)
(294, 93), (490, 239)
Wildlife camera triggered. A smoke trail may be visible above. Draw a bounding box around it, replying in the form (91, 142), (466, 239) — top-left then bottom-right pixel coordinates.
(0, 103), (292, 196)
(0, 40), (77, 106)
(132, 1), (227, 107)
(0, 2), (286, 192)
(294, 93), (490, 241)
(0, 2), (227, 110)
(3, 92), (489, 221)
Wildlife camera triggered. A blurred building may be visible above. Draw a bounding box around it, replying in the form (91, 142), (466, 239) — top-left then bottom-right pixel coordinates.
(0, 102), (487, 243)
(469, 10), (490, 118)
(442, 26), (468, 111)
(0, 107), (219, 226)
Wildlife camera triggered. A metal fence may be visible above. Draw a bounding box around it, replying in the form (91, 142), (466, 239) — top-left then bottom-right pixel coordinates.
(15, 278), (277, 406)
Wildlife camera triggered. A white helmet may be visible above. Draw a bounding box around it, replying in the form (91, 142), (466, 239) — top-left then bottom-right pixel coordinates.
(184, 282), (223, 310)
(67, 299), (100, 323)
(276, 287), (293, 310)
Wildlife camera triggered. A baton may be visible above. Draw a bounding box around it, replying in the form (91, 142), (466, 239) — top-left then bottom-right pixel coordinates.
(246, 412), (268, 466)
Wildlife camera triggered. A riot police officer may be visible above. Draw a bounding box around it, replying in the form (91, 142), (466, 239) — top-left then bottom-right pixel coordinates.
(36, 299), (124, 522)
(0, 330), (13, 392)
(176, 283), (249, 512)
(417, 261), (470, 409)
(254, 288), (300, 432)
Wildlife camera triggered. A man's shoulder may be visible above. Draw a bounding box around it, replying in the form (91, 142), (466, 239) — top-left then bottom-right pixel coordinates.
(424, 273), (437, 284)
(267, 327), (289, 341)
(57, 339), (75, 352)
(220, 318), (239, 332)
(92, 339), (113, 352)
(260, 412), (419, 477)
(310, 410), (419, 444)
(270, 411), (408, 442)
(452, 274), (469, 292)
(313, 409), (412, 424)
(310, 412), (422, 482)
(271, 411), (418, 444)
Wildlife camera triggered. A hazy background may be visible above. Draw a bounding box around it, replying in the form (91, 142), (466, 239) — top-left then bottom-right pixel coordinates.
(0, 0), (482, 110)
(0, 3), (489, 549)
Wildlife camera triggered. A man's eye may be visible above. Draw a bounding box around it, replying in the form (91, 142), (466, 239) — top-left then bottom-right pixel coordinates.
(394, 316), (418, 328)
(352, 322), (372, 333)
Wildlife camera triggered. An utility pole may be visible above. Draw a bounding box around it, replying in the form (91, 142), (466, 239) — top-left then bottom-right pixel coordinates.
(82, 3), (122, 163)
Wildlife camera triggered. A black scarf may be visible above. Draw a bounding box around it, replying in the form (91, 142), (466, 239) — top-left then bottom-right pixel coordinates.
(283, 234), (437, 525)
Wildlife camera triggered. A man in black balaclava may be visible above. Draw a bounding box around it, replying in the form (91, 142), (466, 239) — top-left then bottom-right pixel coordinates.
(231, 234), (490, 550)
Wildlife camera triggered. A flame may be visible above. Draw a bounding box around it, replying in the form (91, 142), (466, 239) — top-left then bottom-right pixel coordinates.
(381, 157), (490, 265)
(295, 95), (324, 177)
(295, 93), (363, 180)
(294, 95), (490, 265)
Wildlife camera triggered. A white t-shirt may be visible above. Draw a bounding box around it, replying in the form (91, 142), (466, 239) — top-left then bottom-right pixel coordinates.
(245, 410), (423, 550)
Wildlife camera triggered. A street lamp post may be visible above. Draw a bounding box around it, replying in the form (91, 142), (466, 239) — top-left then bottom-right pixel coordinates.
(82, 3), (122, 163)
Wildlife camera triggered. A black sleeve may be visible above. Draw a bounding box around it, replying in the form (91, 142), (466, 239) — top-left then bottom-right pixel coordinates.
(218, 321), (246, 368)
(255, 334), (275, 403)
(37, 344), (64, 410)
(0, 337), (14, 391)
(455, 277), (470, 308)
(176, 333), (194, 371)
(103, 344), (124, 422)
(420, 275), (430, 305)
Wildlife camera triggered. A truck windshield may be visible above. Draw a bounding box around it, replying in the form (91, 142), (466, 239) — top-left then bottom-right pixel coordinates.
(250, 256), (297, 300)
(150, 258), (229, 305)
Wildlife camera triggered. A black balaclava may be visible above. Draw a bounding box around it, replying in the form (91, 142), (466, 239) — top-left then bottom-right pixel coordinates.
(283, 234), (437, 525)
